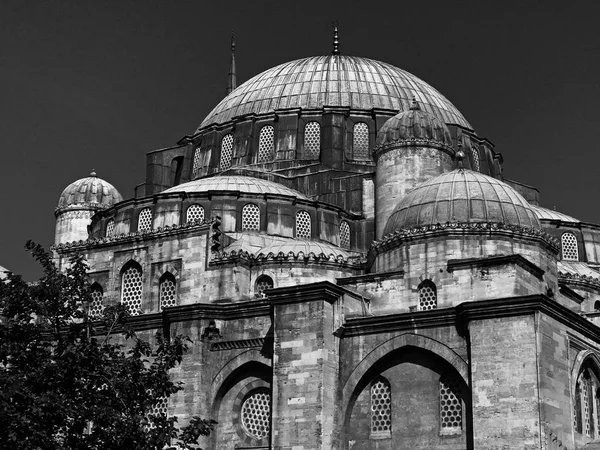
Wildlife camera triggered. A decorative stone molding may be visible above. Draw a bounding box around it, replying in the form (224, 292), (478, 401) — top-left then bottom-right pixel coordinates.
(374, 137), (455, 161)
(559, 271), (600, 290)
(210, 248), (366, 268)
(210, 338), (265, 352)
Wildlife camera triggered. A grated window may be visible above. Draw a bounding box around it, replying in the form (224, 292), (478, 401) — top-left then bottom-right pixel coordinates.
(242, 203), (260, 231)
(562, 232), (579, 261)
(219, 134), (234, 171)
(121, 264), (142, 316)
(340, 220), (351, 249)
(418, 281), (437, 311)
(295, 210), (311, 239)
(192, 148), (202, 178)
(353, 122), (369, 159)
(584, 376), (592, 436)
(471, 148), (480, 171)
(370, 377), (391, 434)
(105, 219), (115, 237)
(255, 275), (273, 297)
(241, 390), (271, 440)
(137, 208), (153, 232)
(304, 122), (321, 159)
(159, 275), (176, 310)
(150, 396), (168, 417)
(186, 204), (205, 224)
(258, 125), (275, 163)
(89, 285), (104, 320)
(440, 375), (462, 432)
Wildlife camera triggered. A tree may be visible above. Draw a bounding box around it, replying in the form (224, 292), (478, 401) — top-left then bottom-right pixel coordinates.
(0, 242), (216, 449)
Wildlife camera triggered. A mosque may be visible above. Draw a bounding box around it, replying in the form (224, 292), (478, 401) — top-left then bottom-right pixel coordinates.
(50, 29), (600, 449)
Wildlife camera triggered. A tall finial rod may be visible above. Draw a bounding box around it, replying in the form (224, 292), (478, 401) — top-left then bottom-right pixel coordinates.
(332, 21), (340, 55)
(226, 31), (237, 96)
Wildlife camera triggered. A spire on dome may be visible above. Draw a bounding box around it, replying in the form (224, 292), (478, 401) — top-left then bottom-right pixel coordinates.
(332, 22), (340, 55)
(226, 32), (237, 95)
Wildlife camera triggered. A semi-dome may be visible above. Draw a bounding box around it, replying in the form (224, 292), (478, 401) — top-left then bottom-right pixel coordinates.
(375, 99), (454, 151)
(383, 169), (540, 236)
(163, 175), (308, 199)
(56, 171), (123, 214)
(531, 205), (578, 223)
(197, 55), (471, 131)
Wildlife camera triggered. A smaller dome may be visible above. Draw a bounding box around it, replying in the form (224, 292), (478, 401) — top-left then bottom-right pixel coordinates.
(163, 175), (308, 199)
(383, 169), (540, 236)
(375, 99), (454, 151)
(531, 205), (578, 223)
(56, 171), (123, 214)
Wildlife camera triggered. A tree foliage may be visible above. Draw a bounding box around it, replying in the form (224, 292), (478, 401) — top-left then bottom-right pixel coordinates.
(0, 241), (216, 449)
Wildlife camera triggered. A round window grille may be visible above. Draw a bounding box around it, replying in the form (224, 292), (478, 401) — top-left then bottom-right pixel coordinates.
(258, 125), (275, 163)
(159, 277), (176, 310)
(353, 122), (369, 159)
(255, 276), (273, 297)
(370, 378), (391, 434)
(242, 203), (260, 231)
(440, 376), (462, 431)
(295, 210), (311, 239)
(561, 232), (578, 261)
(105, 219), (115, 237)
(121, 265), (142, 316)
(137, 208), (153, 232)
(471, 148), (480, 171)
(241, 391), (271, 439)
(219, 134), (234, 171)
(304, 122), (321, 159)
(418, 283), (437, 311)
(340, 220), (351, 249)
(89, 287), (104, 319)
(192, 148), (202, 178)
(186, 204), (205, 224)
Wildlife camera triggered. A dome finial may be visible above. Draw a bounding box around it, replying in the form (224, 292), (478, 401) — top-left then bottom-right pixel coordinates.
(410, 96), (420, 111)
(90, 169), (97, 177)
(332, 21), (340, 55)
(456, 138), (465, 169)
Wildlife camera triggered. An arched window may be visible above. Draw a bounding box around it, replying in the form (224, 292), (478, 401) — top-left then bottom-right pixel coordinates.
(192, 147), (202, 178)
(295, 210), (311, 239)
(219, 133), (234, 171)
(562, 232), (579, 261)
(353, 122), (369, 159)
(89, 283), (104, 320)
(186, 204), (205, 224)
(574, 364), (600, 438)
(340, 220), (350, 249)
(170, 156), (184, 186)
(304, 121), (321, 159)
(471, 147), (480, 171)
(241, 389), (271, 440)
(370, 377), (391, 436)
(595, 301), (600, 311)
(418, 280), (437, 311)
(258, 125), (275, 163)
(242, 203), (260, 231)
(137, 208), (153, 232)
(440, 374), (463, 434)
(159, 273), (176, 310)
(121, 262), (143, 316)
(105, 219), (115, 237)
(255, 275), (274, 297)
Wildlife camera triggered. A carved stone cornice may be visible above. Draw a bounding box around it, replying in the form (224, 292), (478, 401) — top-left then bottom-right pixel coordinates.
(447, 254), (545, 280)
(209, 248), (366, 268)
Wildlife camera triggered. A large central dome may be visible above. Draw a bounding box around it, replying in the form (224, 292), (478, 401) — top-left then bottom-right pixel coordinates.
(197, 55), (471, 131)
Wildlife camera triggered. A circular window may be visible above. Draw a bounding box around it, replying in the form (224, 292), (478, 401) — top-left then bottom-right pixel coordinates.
(241, 390), (271, 439)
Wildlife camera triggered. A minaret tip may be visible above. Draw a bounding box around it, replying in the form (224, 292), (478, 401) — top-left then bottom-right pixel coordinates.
(226, 31), (237, 96)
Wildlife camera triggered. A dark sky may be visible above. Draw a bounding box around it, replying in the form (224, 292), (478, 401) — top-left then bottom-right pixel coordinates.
(2, 0), (599, 280)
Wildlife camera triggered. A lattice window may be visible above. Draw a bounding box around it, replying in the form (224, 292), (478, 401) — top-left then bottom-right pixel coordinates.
(89, 284), (104, 320)
(121, 264), (142, 316)
(242, 203), (260, 231)
(295, 210), (311, 239)
(219, 134), (234, 171)
(258, 125), (275, 163)
(562, 232), (579, 261)
(186, 204), (205, 224)
(340, 220), (350, 249)
(137, 208), (153, 232)
(353, 122), (369, 159)
(583, 376), (593, 436)
(304, 121), (321, 159)
(145, 395), (168, 431)
(241, 390), (271, 439)
(418, 280), (437, 311)
(105, 219), (115, 237)
(370, 377), (391, 435)
(159, 275), (176, 310)
(575, 380), (583, 433)
(440, 375), (462, 433)
(255, 275), (273, 297)
(192, 147), (202, 178)
(471, 147), (480, 171)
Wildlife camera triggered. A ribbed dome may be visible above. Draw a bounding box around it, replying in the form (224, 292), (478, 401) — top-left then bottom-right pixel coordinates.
(383, 170), (541, 236)
(163, 176), (308, 199)
(375, 100), (454, 150)
(56, 172), (123, 213)
(197, 55), (471, 131)
(531, 205), (578, 223)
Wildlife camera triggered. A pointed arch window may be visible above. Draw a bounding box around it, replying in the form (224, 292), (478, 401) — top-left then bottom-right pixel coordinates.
(574, 364), (600, 438)
(370, 376), (391, 437)
(255, 275), (274, 298)
(258, 125), (275, 163)
(562, 232), (579, 261)
(186, 204), (205, 224)
(340, 220), (350, 249)
(219, 133), (234, 171)
(105, 219), (115, 237)
(304, 122), (321, 159)
(471, 147), (480, 171)
(295, 210), (311, 239)
(121, 262), (143, 316)
(89, 283), (104, 320)
(137, 208), (153, 232)
(440, 374), (463, 434)
(353, 122), (369, 159)
(418, 280), (437, 311)
(242, 203), (260, 231)
(159, 273), (176, 310)
(192, 147), (202, 178)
